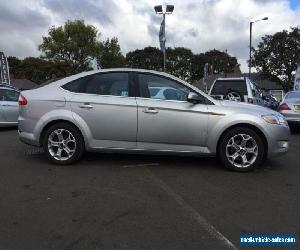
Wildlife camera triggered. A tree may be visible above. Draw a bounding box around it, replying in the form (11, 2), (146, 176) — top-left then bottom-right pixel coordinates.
(7, 57), (72, 84)
(190, 54), (207, 81)
(204, 49), (237, 75)
(252, 26), (300, 92)
(126, 46), (163, 71)
(39, 20), (101, 74)
(166, 47), (193, 81)
(97, 37), (126, 68)
(190, 50), (238, 81)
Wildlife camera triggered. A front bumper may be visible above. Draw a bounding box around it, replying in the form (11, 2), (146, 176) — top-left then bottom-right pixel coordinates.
(265, 124), (290, 158)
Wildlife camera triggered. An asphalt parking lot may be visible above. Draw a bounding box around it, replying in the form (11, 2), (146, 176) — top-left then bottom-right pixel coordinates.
(0, 126), (299, 250)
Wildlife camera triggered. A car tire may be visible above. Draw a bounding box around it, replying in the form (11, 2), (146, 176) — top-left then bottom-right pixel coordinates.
(224, 91), (243, 102)
(42, 122), (85, 165)
(218, 127), (265, 172)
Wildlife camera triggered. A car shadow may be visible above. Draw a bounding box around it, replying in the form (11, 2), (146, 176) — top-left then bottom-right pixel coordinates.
(83, 152), (231, 172)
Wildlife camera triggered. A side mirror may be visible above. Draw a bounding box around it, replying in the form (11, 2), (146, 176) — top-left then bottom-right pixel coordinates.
(187, 92), (202, 104)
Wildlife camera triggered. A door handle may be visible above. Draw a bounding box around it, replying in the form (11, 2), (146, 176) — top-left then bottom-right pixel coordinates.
(143, 107), (158, 114)
(79, 103), (94, 109)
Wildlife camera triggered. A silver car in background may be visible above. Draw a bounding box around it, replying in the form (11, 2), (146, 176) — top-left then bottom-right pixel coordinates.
(0, 84), (20, 127)
(278, 91), (300, 123)
(18, 69), (290, 172)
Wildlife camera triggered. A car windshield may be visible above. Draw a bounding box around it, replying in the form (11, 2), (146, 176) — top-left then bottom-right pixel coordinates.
(286, 91), (300, 99)
(211, 80), (247, 95)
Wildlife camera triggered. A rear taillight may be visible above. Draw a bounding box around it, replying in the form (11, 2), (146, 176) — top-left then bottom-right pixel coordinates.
(277, 103), (290, 111)
(247, 98), (253, 104)
(18, 95), (27, 106)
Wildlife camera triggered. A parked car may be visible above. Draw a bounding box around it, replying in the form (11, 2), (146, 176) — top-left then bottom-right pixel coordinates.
(262, 93), (279, 110)
(18, 69), (290, 172)
(208, 77), (265, 106)
(278, 91), (300, 124)
(0, 84), (20, 127)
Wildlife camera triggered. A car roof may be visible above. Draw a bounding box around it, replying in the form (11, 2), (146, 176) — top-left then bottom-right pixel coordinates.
(37, 68), (218, 104)
(216, 77), (246, 81)
(0, 84), (19, 91)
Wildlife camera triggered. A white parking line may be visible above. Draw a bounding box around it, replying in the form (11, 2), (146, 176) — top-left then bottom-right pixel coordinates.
(145, 168), (238, 250)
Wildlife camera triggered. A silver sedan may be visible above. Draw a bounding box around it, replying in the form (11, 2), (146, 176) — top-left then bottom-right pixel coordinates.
(0, 85), (20, 127)
(18, 69), (290, 172)
(278, 91), (300, 123)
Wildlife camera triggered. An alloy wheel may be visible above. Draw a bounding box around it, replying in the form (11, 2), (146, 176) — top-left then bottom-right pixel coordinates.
(225, 133), (258, 168)
(48, 128), (76, 161)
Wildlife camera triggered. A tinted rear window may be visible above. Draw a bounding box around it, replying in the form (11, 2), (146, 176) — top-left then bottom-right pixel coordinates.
(62, 73), (129, 97)
(211, 80), (247, 95)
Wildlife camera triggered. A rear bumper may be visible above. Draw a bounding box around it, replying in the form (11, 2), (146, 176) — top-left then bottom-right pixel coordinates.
(18, 130), (40, 146)
(279, 111), (300, 122)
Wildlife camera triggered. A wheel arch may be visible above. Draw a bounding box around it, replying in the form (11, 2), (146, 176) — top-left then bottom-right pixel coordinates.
(216, 123), (268, 159)
(39, 119), (85, 148)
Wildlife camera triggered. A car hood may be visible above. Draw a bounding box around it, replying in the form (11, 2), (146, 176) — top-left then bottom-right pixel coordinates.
(218, 100), (278, 115)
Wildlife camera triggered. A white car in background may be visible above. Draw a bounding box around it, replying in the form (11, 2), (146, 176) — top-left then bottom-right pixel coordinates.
(0, 84), (20, 127)
(278, 91), (300, 124)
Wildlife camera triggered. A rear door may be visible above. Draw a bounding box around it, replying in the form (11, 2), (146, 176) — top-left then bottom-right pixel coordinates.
(64, 72), (138, 149)
(0, 88), (19, 122)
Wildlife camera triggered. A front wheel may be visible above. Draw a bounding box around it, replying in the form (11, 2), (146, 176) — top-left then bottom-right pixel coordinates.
(218, 127), (265, 172)
(43, 122), (85, 165)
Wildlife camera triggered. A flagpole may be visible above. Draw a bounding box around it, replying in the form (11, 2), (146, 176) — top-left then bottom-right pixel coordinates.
(154, 4), (174, 73)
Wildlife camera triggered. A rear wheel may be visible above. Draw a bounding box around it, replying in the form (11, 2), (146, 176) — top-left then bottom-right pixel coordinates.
(42, 122), (84, 165)
(218, 127), (265, 172)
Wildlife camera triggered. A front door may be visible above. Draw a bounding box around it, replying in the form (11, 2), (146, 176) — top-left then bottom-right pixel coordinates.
(135, 73), (209, 152)
(66, 72), (137, 149)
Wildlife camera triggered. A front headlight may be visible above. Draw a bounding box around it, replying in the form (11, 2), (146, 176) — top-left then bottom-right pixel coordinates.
(262, 114), (287, 125)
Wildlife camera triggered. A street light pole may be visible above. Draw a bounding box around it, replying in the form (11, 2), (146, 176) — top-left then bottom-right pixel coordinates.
(154, 4), (174, 72)
(249, 17), (268, 79)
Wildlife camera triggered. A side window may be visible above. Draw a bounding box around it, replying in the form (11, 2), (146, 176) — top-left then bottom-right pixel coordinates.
(138, 73), (189, 101)
(0, 89), (19, 102)
(62, 73), (129, 97)
(85, 73), (129, 96)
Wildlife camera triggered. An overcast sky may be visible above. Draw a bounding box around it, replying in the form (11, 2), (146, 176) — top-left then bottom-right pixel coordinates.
(0, 0), (299, 72)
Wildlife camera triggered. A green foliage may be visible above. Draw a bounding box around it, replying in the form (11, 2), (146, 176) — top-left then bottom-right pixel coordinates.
(7, 56), (21, 77)
(39, 20), (101, 74)
(126, 46), (163, 71)
(98, 37), (126, 68)
(252, 26), (300, 92)
(166, 47), (193, 81)
(8, 57), (72, 84)
(204, 49), (237, 75)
